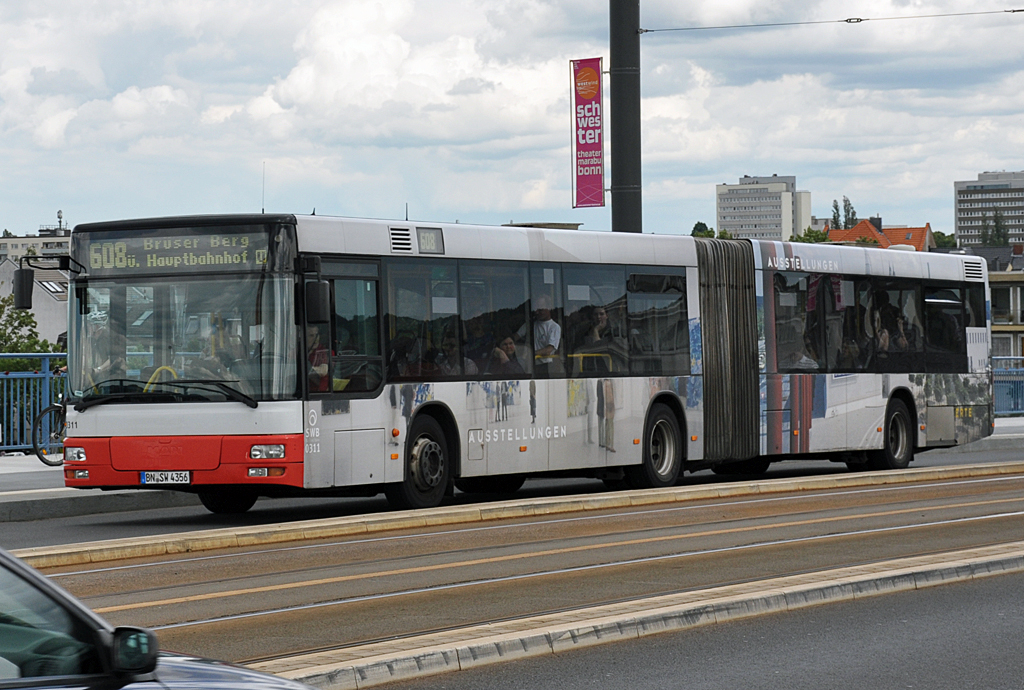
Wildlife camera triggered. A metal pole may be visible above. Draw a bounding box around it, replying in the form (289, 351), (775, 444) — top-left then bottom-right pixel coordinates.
(609, 0), (642, 233)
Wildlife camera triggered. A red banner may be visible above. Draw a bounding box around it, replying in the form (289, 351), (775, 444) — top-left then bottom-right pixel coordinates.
(571, 58), (604, 208)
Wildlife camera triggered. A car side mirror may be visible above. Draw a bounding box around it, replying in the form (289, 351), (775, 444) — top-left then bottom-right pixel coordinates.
(112, 627), (158, 675)
(13, 268), (34, 310)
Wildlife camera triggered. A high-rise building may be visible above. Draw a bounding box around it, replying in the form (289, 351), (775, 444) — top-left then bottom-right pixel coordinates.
(954, 171), (1024, 246)
(716, 175), (811, 241)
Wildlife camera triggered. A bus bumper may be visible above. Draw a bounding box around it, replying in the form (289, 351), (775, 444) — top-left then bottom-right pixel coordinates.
(61, 435), (305, 489)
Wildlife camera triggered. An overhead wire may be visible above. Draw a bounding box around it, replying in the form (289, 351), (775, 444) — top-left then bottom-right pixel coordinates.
(640, 8), (1024, 34)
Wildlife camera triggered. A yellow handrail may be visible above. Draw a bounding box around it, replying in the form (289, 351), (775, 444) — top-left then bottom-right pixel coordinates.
(144, 366), (179, 392)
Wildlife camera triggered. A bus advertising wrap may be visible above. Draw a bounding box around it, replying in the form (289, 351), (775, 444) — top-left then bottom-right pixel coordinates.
(571, 57), (604, 209)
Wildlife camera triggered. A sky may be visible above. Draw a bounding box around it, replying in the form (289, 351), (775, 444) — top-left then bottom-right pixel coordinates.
(1, 0), (1022, 238)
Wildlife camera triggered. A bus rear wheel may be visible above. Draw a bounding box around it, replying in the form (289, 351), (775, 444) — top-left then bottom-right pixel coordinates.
(386, 415), (450, 510)
(625, 403), (682, 489)
(198, 490), (258, 514)
(454, 475), (525, 495)
(868, 399), (914, 470)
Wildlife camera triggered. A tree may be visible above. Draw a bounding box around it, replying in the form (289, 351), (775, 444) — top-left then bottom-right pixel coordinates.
(716, 229), (733, 240)
(1, 229), (13, 237)
(842, 196), (858, 230)
(831, 200), (841, 234)
(933, 230), (957, 248)
(981, 210), (1010, 247)
(855, 236), (879, 247)
(691, 221), (715, 238)
(0, 292), (60, 371)
(792, 227), (830, 243)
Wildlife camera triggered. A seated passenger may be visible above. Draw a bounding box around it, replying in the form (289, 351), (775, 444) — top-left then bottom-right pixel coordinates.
(436, 333), (478, 376)
(533, 294), (562, 373)
(487, 335), (525, 376)
(307, 324), (330, 392)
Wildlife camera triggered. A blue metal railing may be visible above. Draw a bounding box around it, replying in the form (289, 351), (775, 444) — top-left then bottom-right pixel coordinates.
(993, 357), (1024, 417)
(0, 354), (66, 453)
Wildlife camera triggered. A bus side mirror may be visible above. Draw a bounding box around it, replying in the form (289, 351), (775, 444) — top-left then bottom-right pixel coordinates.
(305, 281), (331, 324)
(13, 268), (34, 310)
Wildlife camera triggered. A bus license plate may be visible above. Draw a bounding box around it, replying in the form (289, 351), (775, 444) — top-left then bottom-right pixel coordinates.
(141, 471), (190, 485)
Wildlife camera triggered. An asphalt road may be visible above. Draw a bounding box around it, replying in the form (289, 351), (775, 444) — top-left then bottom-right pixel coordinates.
(1, 445), (1019, 551)
(374, 570), (1024, 690)
(32, 467), (1024, 664)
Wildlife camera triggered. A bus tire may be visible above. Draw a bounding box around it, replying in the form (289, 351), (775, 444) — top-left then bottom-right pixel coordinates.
(454, 475), (525, 495)
(386, 415), (450, 509)
(198, 490), (258, 514)
(868, 399), (914, 470)
(625, 403), (682, 489)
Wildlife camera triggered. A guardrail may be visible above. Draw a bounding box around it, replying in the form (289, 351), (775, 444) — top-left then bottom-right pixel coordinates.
(0, 354), (66, 454)
(994, 356), (1024, 417)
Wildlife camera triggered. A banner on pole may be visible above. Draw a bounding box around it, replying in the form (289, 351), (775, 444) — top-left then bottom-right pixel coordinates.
(571, 58), (604, 208)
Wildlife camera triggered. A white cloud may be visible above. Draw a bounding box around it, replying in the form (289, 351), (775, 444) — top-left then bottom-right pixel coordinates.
(0, 0), (1022, 236)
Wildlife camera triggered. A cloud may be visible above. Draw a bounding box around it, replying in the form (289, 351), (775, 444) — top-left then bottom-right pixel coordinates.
(0, 0), (1022, 237)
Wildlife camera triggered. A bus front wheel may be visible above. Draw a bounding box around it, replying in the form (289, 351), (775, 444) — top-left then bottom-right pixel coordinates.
(386, 415), (450, 510)
(626, 403), (682, 489)
(198, 490), (258, 514)
(869, 399), (914, 470)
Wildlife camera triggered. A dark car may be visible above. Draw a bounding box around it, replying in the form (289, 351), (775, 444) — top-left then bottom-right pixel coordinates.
(0, 547), (312, 689)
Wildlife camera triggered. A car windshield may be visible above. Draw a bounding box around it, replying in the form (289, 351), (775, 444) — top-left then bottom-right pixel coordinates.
(68, 274), (297, 404)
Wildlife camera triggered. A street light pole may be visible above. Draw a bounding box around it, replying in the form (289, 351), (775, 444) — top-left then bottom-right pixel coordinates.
(609, 0), (642, 233)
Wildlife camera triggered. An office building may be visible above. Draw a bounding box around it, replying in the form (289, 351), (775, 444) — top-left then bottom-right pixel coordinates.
(716, 175), (812, 241)
(954, 171), (1024, 246)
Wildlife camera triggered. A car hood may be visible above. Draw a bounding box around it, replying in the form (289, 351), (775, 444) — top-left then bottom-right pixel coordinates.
(152, 652), (313, 689)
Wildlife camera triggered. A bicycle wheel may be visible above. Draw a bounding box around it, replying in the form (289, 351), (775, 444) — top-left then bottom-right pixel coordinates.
(32, 405), (66, 466)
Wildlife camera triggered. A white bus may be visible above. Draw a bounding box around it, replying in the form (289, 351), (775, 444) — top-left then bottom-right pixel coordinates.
(50, 214), (991, 513)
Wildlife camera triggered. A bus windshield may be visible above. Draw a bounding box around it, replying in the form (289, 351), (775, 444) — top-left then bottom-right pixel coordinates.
(68, 274), (297, 405)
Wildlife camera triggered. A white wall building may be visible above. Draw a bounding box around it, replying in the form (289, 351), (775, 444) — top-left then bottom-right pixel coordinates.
(954, 171), (1024, 246)
(0, 227), (71, 264)
(716, 175), (812, 241)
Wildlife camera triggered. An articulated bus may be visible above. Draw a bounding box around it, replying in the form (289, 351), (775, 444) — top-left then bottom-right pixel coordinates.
(47, 214), (990, 513)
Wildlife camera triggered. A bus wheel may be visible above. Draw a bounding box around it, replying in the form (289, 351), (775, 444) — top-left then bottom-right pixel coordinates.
(198, 490), (258, 514)
(626, 403), (682, 489)
(869, 399), (914, 470)
(386, 415), (450, 509)
(454, 475), (525, 495)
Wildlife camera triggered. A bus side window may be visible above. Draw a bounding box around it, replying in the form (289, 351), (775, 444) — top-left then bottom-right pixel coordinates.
(459, 261), (531, 378)
(626, 271), (688, 377)
(924, 285), (967, 373)
(774, 271), (823, 372)
(562, 265), (627, 377)
(384, 259), (459, 380)
(530, 264), (565, 378)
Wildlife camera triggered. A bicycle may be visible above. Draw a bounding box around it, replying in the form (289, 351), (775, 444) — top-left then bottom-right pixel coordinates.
(32, 400), (66, 467)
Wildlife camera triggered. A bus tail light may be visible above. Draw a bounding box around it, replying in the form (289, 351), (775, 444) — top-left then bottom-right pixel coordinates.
(250, 444), (285, 459)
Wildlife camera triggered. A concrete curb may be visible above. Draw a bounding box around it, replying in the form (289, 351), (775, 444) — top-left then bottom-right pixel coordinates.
(12, 460), (1024, 569)
(0, 488), (200, 523)
(248, 541), (1024, 689)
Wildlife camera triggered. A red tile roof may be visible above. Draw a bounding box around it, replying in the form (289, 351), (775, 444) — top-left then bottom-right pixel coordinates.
(826, 221), (934, 251)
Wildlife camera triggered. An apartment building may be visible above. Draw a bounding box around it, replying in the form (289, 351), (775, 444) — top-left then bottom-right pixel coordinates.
(716, 175), (811, 241)
(0, 226), (71, 264)
(954, 171), (1024, 246)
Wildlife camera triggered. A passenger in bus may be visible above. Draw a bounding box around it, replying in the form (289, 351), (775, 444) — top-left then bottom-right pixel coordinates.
(533, 294), (562, 373)
(436, 332), (477, 376)
(486, 335), (525, 376)
(307, 324), (330, 392)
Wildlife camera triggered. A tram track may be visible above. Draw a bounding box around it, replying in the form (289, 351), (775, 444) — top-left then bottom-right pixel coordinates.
(27, 466), (1024, 664)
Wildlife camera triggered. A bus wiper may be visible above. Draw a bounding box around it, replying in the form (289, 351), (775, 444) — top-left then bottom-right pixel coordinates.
(154, 379), (259, 409)
(74, 389), (179, 412)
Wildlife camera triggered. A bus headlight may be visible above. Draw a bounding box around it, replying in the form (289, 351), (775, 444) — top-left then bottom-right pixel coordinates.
(250, 444), (285, 459)
(65, 447), (87, 462)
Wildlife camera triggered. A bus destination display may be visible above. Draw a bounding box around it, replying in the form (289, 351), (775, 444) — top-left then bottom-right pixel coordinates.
(80, 231), (271, 276)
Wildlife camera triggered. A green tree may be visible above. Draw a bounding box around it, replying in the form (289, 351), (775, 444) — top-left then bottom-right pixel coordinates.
(1, 229), (13, 237)
(792, 227), (830, 243)
(842, 196), (858, 230)
(831, 200), (841, 233)
(980, 210), (1010, 246)
(855, 236), (879, 247)
(691, 221), (715, 238)
(933, 230), (957, 248)
(716, 229), (733, 239)
(0, 293), (60, 371)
